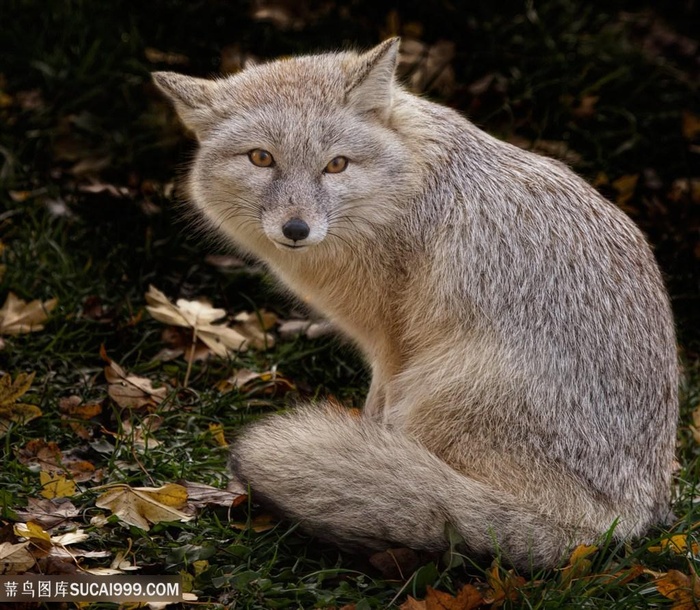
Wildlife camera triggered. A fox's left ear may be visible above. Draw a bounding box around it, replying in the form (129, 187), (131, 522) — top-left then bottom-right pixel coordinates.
(346, 37), (399, 121)
(152, 72), (220, 138)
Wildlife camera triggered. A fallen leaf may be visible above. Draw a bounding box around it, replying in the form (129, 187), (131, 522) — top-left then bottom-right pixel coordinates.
(559, 544), (597, 586)
(484, 564), (526, 605)
(120, 415), (163, 450)
(59, 396), (102, 439)
(400, 598), (426, 610)
(208, 423), (228, 447)
(370, 548), (420, 580)
(655, 569), (700, 609)
(649, 534), (699, 555)
(418, 585), (484, 610)
(0, 372), (41, 438)
(232, 310), (276, 350)
(682, 111), (700, 140)
(40, 471), (77, 499)
(179, 480), (247, 508)
(230, 513), (277, 533)
(14, 522), (52, 555)
(612, 174), (639, 206)
(0, 541), (34, 574)
(217, 368), (296, 397)
(95, 483), (194, 530)
(17, 439), (98, 482)
(102, 348), (167, 410)
(0, 292), (57, 335)
(145, 285), (250, 357)
(14, 498), (80, 529)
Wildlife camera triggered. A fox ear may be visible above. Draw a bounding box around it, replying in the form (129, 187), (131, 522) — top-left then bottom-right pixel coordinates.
(152, 72), (220, 137)
(346, 37), (399, 121)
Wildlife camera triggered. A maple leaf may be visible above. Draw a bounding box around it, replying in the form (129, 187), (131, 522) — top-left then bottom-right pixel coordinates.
(40, 471), (77, 499)
(0, 372), (42, 438)
(400, 585), (484, 610)
(14, 497), (80, 529)
(145, 285), (251, 357)
(95, 483), (194, 530)
(0, 292), (57, 335)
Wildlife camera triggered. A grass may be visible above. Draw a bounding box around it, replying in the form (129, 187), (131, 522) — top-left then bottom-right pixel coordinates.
(1, 0), (699, 608)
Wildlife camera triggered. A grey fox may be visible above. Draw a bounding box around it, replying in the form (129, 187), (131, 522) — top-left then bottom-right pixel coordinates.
(153, 38), (678, 569)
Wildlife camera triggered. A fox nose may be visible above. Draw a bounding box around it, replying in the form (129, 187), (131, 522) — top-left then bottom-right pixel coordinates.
(282, 218), (310, 242)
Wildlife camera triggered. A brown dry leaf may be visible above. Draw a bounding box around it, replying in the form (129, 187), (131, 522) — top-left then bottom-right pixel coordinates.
(0, 541), (34, 574)
(0, 372), (41, 438)
(682, 111), (700, 140)
(180, 480), (247, 508)
(120, 415), (163, 450)
(17, 439), (98, 483)
(145, 285), (251, 357)
(230, 513), (277, 533)
(369, 548), (420, 580)
(40, 471), (76, 499)
(217, 368), (296, 397)
(400, 598), (427, 610)
(14, 498), (80, 530)
(145, 47), (190, 66)
(612, 174), (639, 206)
(95, 483), (193, 530)
(419, 585), (484, 610)
(0, 292), (57, 335)
(655, 569), (700, 609)
(508, 136), (582, 165)
(102, 348), (167, 410)
(571, 95), (599, 119)
(59, 396), (102, 439)
(397, 39), (456, 97)
(484, 565), (526, 606)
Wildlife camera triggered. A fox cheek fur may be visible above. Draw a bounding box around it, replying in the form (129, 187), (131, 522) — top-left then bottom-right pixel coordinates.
(153, 38), (679, 570)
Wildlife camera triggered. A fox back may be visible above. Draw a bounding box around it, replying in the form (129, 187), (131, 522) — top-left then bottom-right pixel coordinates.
(154, 39), (678, 568)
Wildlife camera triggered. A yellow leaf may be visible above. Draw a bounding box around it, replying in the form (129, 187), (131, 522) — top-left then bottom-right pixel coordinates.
(0, 372), (41, 436)
(209, 423), (228, 447)
(40, 471), (77, 499)
(95, 483), (193, 530)
(14, 521), (52, 553)
(0, 292), (57, 335)
(649, 534), (699, 555)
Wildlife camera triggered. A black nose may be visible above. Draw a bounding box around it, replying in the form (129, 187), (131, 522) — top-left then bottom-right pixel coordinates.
(282, 218), (310, 242)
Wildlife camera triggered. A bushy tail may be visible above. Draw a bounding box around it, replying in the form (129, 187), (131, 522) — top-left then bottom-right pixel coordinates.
(229, 405), (599, 569)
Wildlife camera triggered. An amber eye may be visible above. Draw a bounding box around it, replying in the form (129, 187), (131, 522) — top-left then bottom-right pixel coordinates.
(248, 149), (274, 167)
(324, 156), (348, 174)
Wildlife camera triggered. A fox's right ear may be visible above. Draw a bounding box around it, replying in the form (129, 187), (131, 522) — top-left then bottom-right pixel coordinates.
(152, 72), (220, 137)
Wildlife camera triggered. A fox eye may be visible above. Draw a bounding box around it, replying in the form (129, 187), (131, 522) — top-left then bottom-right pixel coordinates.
(248, 149), (274, 167)
(324, 156), (348, 174)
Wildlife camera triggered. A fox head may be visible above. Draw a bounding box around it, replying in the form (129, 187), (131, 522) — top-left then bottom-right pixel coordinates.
(153, 38), (419, 258)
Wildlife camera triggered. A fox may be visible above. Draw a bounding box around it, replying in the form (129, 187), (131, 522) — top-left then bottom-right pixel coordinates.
(153, 38), (679, 569)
